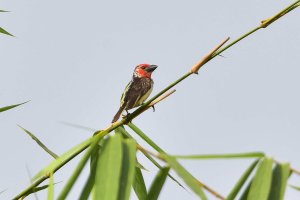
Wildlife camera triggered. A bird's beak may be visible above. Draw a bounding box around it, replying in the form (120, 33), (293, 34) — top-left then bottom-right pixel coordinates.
(145, 65), (158, 72)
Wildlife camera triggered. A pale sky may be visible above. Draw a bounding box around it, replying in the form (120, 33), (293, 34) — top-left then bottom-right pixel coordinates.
(1, 0), (300, 199)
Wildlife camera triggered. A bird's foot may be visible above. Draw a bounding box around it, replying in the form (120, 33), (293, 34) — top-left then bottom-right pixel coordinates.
(122, 110), (132, 124)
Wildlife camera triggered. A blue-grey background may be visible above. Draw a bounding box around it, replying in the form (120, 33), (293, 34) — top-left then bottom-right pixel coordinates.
(1, 0), (300, 199)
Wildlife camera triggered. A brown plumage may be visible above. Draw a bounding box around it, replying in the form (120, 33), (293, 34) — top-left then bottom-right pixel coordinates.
(112, 64), (157, 123)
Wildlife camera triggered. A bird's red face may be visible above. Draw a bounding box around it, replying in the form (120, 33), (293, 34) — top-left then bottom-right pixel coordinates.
(134, 64), (158, 78)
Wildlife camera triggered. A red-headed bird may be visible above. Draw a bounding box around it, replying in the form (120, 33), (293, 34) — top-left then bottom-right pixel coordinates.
(112, 64), (158, 123)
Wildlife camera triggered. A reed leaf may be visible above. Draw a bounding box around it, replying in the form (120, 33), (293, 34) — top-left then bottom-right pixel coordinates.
(133, 166), (147, 200)
(118, 139), (137, 200)
(57, 133), (104, 200)
(78, 143), (100, 200)
(0, 27), (13, 36)
(18, 126), (59, 159)
(290, 185), (300, 191)
(0, 101), (28, 113)
(146, 167), (170, 200)
(118, 125), (183, 188)
(162, 154), (207, 200)
(32, 136), (92, 181)
(127, 123), (163, 153)
(247, 157), (273, 200)
(94, 134), (123, 200)
(268, 163), (290, 200)
(173, 152), (265, 160)
(226, 159), (260, 200)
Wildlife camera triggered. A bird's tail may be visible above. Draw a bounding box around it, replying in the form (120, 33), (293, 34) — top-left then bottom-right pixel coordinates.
(112, 107), (125, 123)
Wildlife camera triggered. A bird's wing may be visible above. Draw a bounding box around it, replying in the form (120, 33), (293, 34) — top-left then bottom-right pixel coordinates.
(123, 78), (153, 110)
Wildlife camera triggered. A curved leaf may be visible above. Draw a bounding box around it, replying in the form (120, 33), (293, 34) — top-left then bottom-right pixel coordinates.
(94, 134), (123, 200)
(268, 163), (290, 200)
(146, 167), (170, 200)
(118, 139), (137, 200)
(226, 159), (260, 200)
(247, 157), (273, 200)
(133, 166), (147, 200)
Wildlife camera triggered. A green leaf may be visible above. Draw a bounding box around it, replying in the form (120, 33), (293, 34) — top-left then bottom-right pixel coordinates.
(47, 172), (54, 200)
(247, 157), (273, 200)
(32, 136), (93, 181)
(18, 126), (59, 159)
(0, 10), (9, 12)
(0, 27), (14, 36)
(79, 143), (100, 200)
(146, 167), (170, 200)
(94, 134), (123, 200)
(118, 125), (184, 188)
(290, 185), (300, 191)
(268, 163), (290, 200)
(128, 123), (164, 153)
(162, 154), (207, 200)
(226, 159), (260, 200)
(57, 133), (104, 200)
(21, 183), (61, 198)
(118, 139), (137, 200)
(0, 101), (28, 113)
(133, 167), (147, 200)
(136, 161), (148, 171)
(173, 152), (265, 159)
(239, 180), (252, 200)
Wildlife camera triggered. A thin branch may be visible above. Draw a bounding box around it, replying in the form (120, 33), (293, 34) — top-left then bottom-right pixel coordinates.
(212, 0), (300, 59)
(149, 89), (176, 107)
(191, 37), (230, 74)
(196, 180), (225, 200)
(137, 144), (165, 161)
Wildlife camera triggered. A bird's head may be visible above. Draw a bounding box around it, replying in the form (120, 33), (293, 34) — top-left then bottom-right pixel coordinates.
(133, 64), (158, 78)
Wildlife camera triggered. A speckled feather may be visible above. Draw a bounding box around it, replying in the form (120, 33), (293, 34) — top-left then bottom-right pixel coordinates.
(112, 76), (153, 123)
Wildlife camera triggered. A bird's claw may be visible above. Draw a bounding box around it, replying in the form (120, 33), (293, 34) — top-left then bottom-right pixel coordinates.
(152, 105), (155, 112)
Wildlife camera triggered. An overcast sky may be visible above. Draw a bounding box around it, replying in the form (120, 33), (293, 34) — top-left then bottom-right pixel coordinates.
(1, 0), (300, 199)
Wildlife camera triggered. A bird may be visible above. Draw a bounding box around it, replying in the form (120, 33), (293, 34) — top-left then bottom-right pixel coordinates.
(112, 64), (158, 123)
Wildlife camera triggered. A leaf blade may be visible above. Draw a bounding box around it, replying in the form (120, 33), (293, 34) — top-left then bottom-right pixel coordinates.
(19, 126), (59, 159)
(118, 139), (137, 200)
(162, 154), (208, 200)
(133, 167), (147, 200)
(94, 134), (123, 200)
(0, 101), (28, 113)
(0, 27), (14, 36)
(78, 143), (100, 200)
(57, 133), (104, 200)
(247, 157), (273, 200)
(173, 152), (265, 160)
(268, 163), (290, 200)
(226, 159), (260, 200)
(146, 167), (170, 200)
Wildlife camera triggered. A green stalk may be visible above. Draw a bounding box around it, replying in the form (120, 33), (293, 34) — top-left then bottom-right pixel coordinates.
(211, 0), (300, 59)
